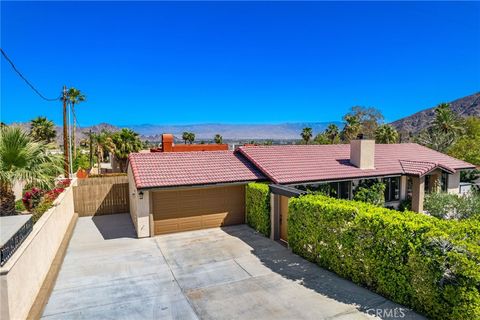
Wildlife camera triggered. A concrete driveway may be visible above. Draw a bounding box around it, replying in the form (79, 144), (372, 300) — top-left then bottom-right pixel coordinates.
(42, 214), (424, 319)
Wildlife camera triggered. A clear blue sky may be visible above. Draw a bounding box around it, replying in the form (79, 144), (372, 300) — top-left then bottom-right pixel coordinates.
(1, 1), (479, 126)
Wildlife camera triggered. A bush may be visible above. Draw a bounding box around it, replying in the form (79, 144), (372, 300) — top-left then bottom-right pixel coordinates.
(288, 194), (480, 320)
(32, 197), (54, 223)
(15, 199), (26, 212)
(245, 183), (270, 237)
(353, 181), (385, 206)
(425, 191), (480, 220)
(56, 178), (71, 188)
(22, 187), (44, 211)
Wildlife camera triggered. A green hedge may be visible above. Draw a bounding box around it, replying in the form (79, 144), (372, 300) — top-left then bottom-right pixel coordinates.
(288, 194), (480, 319)
(245, 183), (270, 237)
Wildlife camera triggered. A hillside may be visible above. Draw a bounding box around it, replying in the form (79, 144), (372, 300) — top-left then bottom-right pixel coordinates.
(390, 92), (480, 134)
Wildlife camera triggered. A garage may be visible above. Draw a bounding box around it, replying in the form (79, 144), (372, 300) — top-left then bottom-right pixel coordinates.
(152, 185), (246, 235)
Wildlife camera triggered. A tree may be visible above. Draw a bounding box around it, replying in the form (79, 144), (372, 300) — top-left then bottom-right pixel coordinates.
(0, 126), (62, 215)
(301, 127), (313, 144)
(375, 124), (399, 144)
(416, 104), (464, 152)
(313, 133), (331, 145)
(343, 106), (384, 139)
(67, 88), (86, 159)
(448, 117), (480, 166)
(111, 129), (142, 172)
(214, 134), (223, 144)
(353, 181), (386, 206)
(341, 115), (362, 142)
(92, 130), (115, 173)
(187, 132), (195, 144)
(182, 132), (190, 144)
(325, 124), (339, 144)
(30, 116), (56, 143)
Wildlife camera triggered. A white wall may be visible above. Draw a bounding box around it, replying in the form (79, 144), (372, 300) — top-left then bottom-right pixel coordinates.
(448, 172), (461, 194)
(0, 180), (77, 320)
(127, 164), (150, 238)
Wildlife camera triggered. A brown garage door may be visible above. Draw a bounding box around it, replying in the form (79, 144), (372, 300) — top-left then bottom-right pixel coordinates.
(152, 185), (245, 235)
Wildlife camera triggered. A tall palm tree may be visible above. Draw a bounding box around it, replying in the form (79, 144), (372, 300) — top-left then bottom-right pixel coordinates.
(433, 103), (463, 136)
(30, 116), (56, 143)
(301, 127), (313, 144)
(92, 131), (115, 174)
(341, 115), (361, 142)
(187, 132), (195, 144)
(325, 124), (339, 144)
(214, 134), (223, 144)
(67, 88), (86, 159)
(182, 132), (189, 144)
(111, 129), (142, 172)
(0, 127), (62, 215)
(375, 124), (399, 144)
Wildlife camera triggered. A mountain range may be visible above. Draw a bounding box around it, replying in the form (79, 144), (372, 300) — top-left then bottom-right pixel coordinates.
(10, 92), (479, 143)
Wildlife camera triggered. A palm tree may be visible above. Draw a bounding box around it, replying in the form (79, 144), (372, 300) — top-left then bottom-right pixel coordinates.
(375, 124), (399, 144)
(67, 88), (86, 159)
(111, 129), (142, 172)
(30, 116), (56, 143)
(92, 131), (115, 174)
(182, 132), (189, 144)
(301, 127), (313, 144)
(0, 126), (62, 215)
(433, 103), (463, 136)
(325, 124), (339, 144)
(341, 115), (361, 142)
(214, 134), (223, 144)
(187, 132), (195, 144)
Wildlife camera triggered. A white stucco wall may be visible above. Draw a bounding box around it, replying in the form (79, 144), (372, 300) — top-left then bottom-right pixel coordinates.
(0, 180), (77, 320)
(127, 164), (150, 238)
(447, 172), (461, 194)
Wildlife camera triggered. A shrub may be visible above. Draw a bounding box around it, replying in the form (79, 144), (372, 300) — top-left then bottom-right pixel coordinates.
(425, 191), (480, 220)
(353, 181), (386, 206)
(32, 197), (54, 223)
(15, 199), (26, 212)
(288, 194), (480, 320)
(56, 178), (71, 188)
(22, 187), (44, 211)
(245, 183), (270, 237)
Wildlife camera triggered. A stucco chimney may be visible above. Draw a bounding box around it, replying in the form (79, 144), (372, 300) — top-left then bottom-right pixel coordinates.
(350, 136), (375, 169)
(162, 134), (174, 152)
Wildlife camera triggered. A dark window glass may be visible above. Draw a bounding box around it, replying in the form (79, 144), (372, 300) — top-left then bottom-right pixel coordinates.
(383, 177), (400, 202)
(441, 172), (449, 192)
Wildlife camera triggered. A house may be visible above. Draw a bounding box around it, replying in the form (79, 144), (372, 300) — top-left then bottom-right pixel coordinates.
(127, 139), (475, 240)
(150, 134), (229, 152)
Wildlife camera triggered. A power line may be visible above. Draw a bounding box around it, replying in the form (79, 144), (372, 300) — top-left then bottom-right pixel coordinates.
(1, 48), (60, 102)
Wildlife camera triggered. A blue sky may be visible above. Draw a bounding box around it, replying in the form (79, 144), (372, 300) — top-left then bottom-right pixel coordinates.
(1, 1), (479, 126)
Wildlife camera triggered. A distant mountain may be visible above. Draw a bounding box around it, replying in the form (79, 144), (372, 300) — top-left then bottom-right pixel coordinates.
(10, 121), (342, 143)
(122, 122), (342, 140)
(390, 92), (480, 134)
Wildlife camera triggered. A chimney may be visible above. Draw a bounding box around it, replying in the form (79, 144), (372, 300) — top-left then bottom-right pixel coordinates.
(161, 134), (174, 152)
(350, 135), (375, 169)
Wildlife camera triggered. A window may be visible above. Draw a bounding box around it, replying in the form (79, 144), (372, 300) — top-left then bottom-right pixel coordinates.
(383, 177), (400, 202)
(318, 181), (351, 199)
(441, 172), (449, 192)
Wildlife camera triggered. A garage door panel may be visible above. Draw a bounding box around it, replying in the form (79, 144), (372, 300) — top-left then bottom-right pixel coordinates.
(152, 185), (245, 235)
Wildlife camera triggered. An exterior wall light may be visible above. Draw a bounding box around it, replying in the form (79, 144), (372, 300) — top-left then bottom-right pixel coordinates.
(138, 191), (144, 199)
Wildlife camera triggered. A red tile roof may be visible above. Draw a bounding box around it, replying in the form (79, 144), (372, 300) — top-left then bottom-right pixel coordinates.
(237, 143), (475, 184)
(128, 151), (265, 189)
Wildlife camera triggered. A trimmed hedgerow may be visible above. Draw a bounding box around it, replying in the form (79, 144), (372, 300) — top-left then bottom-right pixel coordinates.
(245, 182), (270, 237)
(288, 194), (480, 320)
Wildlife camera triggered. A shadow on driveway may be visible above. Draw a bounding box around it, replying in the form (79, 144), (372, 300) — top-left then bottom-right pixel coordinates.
(92, 213), (137, 240)
(221, 225), (425, 320)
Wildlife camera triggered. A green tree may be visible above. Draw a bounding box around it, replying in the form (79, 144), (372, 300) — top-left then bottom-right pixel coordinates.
(92, 130), (115, 173)
(182, 132), (190, 144)
(448, 117), (480, 165)
(353, 181), (386, 206)
(375, 124), (399, 144)
(325, 124), (340, 144)
(30, 116), (56, 143)
(111, 129), (142, 172)
(67, 88), (86, 159)
(341, 115), (362, 142)
(313, 133), (331, 145)
(433, 103), (463, 135)
(0, 126), (62, 215)
(343, 106), (384, 139)
(187, 132), (195, 144)
(214, 134), (223, 144)
(301, 127), (313, 144)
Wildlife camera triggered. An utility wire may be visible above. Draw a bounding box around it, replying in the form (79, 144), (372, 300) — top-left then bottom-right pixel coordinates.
(1, 48), (60, 101)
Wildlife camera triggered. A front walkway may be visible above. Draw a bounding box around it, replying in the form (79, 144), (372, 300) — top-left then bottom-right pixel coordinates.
(42, 214), (424, 319)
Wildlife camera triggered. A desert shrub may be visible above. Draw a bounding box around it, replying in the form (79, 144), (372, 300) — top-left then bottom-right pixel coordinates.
(425, 191), (480, 220)
(353, 181), (386, 206)
(245, 182), (270, 237)
(22, 188), (44, 211)
(288, 194), (480, 320)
